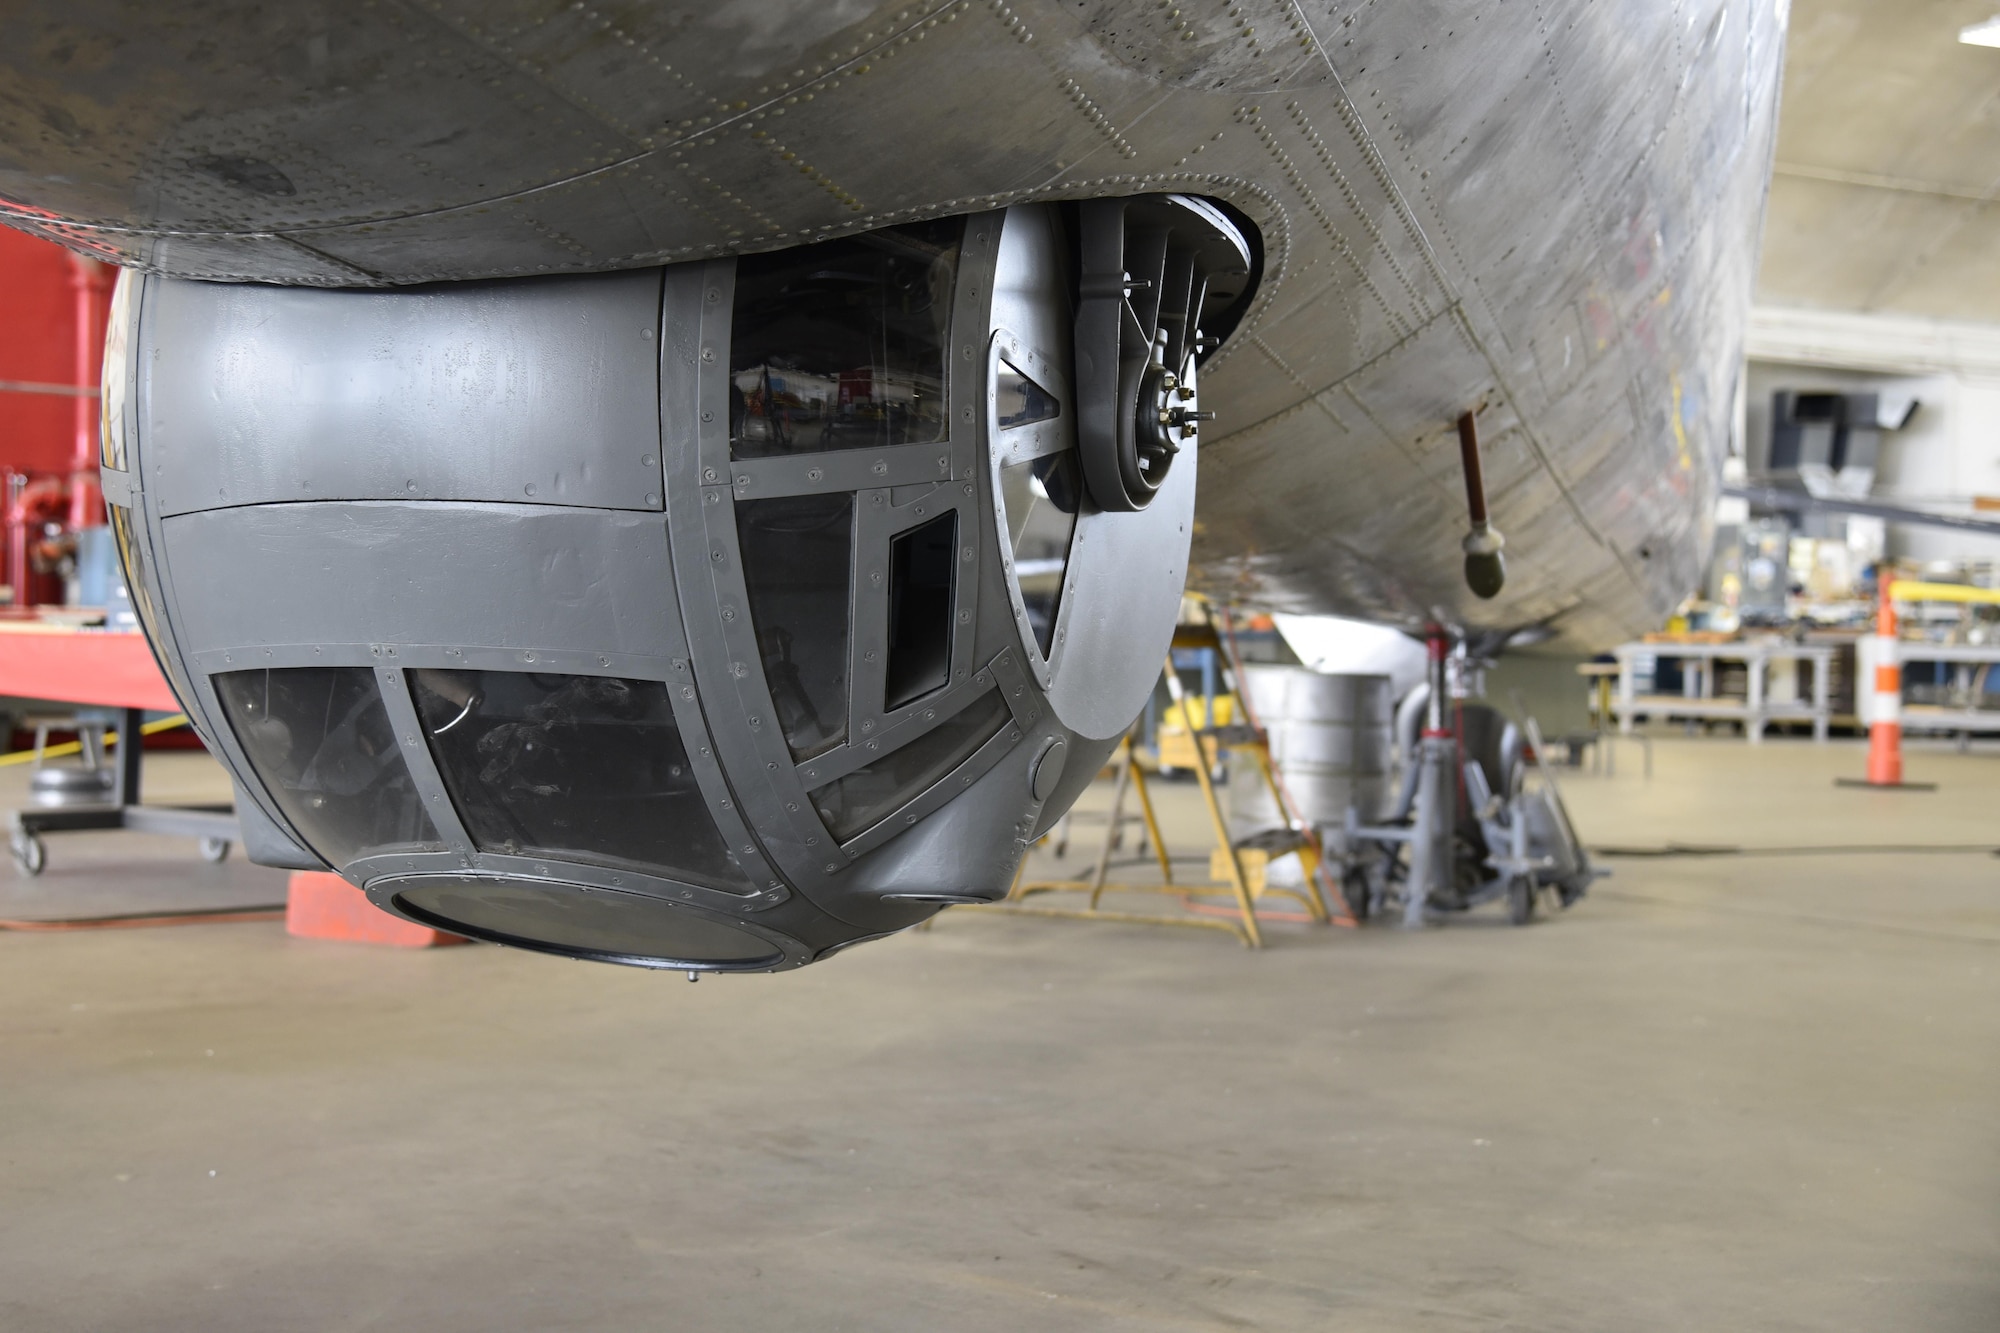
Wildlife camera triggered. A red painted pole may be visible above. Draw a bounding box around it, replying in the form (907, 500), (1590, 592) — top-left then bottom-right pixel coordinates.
(65, 252), (112, 533)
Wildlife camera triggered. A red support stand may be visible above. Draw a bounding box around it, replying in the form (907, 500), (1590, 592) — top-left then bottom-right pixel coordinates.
(285, 871), (469, 948)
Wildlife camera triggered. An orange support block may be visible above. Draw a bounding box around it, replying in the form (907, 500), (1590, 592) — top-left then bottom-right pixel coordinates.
(285, 870), (468, 948)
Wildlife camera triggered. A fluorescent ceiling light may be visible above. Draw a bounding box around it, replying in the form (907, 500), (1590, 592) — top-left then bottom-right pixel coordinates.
(1960, 16), (2000, 46)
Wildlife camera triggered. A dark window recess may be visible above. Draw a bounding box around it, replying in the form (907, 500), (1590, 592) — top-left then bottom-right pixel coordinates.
(808, 688), (1012, 842)
(885, 510), (958, 711)
(737, 494), (853, 760)
(408, 670), (755, 892)
(996, 360), (1061, 429)
(213, 667), (442, 866)
(109, 505), (198, 711)
(394, 880), (783, 968)
(729, 217), (962, 458)
(998, 450), (1083, 657)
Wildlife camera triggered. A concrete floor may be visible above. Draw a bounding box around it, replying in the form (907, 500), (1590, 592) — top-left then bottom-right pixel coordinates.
(1, 736), (1996, 1331)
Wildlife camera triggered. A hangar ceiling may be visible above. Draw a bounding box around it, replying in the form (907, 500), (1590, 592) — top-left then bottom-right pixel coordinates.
(1761, 1), (2000, 322)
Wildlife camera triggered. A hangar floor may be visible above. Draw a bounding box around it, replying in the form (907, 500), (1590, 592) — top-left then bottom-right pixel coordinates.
(1, 737), (1996, 1332)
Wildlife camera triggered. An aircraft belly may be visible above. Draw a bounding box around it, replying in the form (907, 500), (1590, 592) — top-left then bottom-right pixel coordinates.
(0, 0), (1783, 641)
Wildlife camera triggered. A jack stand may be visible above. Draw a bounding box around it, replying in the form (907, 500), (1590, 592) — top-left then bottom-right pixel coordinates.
(1402, 626), (1457, 928)
(1334, 634), (1600, 928)
(1403, 732), (1455, 928)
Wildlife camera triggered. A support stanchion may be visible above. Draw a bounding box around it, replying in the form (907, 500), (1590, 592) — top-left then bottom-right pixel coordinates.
(1403, 626), (1457, 927)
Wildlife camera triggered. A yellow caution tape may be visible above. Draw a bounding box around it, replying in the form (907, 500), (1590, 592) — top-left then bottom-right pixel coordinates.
(0, 713), (189, 767)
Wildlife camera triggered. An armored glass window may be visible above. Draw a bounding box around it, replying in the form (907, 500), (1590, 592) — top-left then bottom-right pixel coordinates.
(736, 495), (853, 760)
(729, 218), (962, 458)
(998, 450), (1083, 658)
(213, 667), (442, 866)
(808, 688), (1011, 841)
(409, 670), (754, 892)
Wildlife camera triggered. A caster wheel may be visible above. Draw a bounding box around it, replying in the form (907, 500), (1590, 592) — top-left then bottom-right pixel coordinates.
(11, 832), (46, 877)
(1507, 877), (1536, 926)
(198, 836), (232, 864)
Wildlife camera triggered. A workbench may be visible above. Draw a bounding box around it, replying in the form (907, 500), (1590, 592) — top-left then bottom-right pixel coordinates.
(1857, 638), (2000, 736)
(1612, 639), (1837, 743)
(0, 622), (239, 875)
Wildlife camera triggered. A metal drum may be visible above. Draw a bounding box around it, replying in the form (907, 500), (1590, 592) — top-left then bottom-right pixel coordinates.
(1226, 667), (1393, 844)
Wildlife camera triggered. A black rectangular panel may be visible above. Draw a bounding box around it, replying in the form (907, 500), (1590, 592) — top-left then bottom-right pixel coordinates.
(884, 510), (957, 711)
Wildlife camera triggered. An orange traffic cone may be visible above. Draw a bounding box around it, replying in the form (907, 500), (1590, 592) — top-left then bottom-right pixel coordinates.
(1840, 574), (1935, 791)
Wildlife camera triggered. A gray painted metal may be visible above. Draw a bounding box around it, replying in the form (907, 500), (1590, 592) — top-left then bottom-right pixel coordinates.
(1043, 406), (1197, 740)
(104, 200), (1192, 967)
(159, 502), (681, 658)
(1, 0), (1783, 645)
(140, 272), (666, 517)
(1404, 735), (1458, 929)
(230, 779), (324, 872)
(984, 204), (1201, 738)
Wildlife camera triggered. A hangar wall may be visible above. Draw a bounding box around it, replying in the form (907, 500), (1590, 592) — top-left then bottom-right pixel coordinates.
(0, 226), (82, 476)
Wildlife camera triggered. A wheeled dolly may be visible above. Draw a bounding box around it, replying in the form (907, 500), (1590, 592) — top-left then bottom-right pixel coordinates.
(7, 707), (241, 878)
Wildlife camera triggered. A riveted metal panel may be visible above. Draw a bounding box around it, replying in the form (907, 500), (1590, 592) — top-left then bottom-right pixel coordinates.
(837, 708), (1028, 859)
(667, 259), (852, 914)
(1041, 435), (1198, 740)
(846, 483), (983, 744)
(729, 442), (955, 501)
(157, 501), (679, 659)
(677, 256), (858, 899)
(795, 658), (1009, 788)
(142, 271), (666, 518)
(371, 663), (478, 864)
(115, 272), (314, 861)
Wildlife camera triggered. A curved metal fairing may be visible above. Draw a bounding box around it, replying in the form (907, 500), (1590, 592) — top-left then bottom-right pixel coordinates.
(0, 0), (1785, 640)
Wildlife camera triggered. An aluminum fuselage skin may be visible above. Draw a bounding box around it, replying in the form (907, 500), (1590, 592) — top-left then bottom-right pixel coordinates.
(0, 0), (1783, 643)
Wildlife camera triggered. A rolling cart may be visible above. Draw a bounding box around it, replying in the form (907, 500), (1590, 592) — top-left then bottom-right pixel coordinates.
(2, 625), (239, 876)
